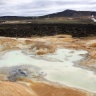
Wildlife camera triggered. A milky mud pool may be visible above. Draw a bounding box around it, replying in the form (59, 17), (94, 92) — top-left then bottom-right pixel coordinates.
(0, 48), (96, 93)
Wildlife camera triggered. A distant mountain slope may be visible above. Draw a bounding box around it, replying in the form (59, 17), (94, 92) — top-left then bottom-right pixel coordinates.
(40, 9), (96, 18)
(0, 10), (96, 23)
(0, 16), (35, 20)
(0, 9), (96, 20)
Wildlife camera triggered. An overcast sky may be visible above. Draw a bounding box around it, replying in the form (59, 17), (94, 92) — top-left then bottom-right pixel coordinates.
(0, 0), (96, 16)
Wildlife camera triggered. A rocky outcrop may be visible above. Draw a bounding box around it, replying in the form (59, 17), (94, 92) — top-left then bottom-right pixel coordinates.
(0, 24), (96, 37)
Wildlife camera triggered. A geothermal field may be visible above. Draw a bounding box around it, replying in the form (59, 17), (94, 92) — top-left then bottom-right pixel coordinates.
(0, 35), (96, 96)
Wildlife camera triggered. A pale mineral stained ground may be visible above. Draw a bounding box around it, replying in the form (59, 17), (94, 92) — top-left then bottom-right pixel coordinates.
(0, 35), (96, 96)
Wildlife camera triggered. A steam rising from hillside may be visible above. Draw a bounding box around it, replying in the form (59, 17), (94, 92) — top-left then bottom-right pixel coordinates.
(91, 15), (96, 22)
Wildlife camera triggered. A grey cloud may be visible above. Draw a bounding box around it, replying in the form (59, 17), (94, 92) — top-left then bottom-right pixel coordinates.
(56, 0), (96, 5)
(0, 0), (96, 16)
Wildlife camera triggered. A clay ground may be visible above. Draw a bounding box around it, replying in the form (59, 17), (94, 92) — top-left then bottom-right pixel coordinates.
(0, 35), (96, 96)
(0, 79), (92, 96)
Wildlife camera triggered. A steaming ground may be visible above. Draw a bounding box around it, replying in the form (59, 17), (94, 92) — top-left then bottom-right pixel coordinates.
(0, 35), (96, 96)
